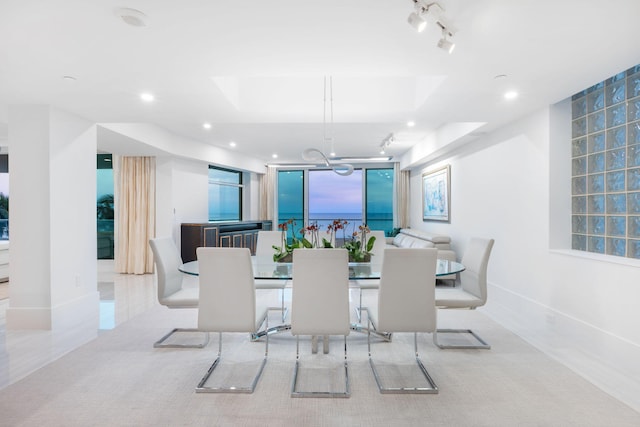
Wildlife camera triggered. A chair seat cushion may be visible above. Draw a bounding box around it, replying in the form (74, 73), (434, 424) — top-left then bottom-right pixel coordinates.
(161, 287), (199, 308)
(352, 279), (380, 290)
(255, 279), (288, 290)
(435, 287), (483, 308)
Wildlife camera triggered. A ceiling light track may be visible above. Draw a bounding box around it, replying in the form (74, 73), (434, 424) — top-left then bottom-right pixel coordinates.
(408, 1), (456, 53)
(379, 133), (394, 154)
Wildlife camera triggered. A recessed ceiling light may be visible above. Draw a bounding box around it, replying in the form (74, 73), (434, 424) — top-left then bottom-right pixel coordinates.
(203, 123), (212, 129)
(272, 154), (278, 159)
(62, 75), (77, 82)
(504, 90), (518, 100)
(140, 93), (154, 102)
(115, 8), (148, 27)
(407, 121), (415, 127)
(229, 141), (236, 147)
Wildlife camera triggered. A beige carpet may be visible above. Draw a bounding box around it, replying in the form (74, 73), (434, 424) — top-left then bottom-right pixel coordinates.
(1, 304), (639, 427)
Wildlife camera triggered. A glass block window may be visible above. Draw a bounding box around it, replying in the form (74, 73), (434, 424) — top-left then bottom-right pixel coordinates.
(571, 64), (640, 259)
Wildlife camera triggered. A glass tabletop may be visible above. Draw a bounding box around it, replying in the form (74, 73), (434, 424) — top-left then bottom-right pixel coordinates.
(179, 256), (465, 280)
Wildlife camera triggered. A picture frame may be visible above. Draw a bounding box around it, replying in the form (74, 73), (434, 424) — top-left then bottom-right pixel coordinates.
(422, 165), (450, 222)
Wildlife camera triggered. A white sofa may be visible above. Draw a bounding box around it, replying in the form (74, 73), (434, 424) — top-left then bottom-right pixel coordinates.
(387, 229), (457, 283)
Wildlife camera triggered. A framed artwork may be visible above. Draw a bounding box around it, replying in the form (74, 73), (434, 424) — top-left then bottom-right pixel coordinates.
(422, 165), (450, 222)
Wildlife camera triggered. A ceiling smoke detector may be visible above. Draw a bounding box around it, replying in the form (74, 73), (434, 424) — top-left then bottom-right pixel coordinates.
(115, 8), (148, 27)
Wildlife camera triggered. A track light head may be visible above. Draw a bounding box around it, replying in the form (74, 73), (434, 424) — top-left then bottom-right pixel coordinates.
(408, 11), (427, 32)
(438, 36), (455, 53)
(437, 27), (455, 53)
(408, 1), (457, 53)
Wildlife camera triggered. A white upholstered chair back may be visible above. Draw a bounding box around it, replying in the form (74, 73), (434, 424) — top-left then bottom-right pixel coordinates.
(368, 230), (387, 259)
(291, 248), (350, 336)
(149, 237), (206, 349)
(149, 237), (186, 304)
(256, 231), (284, 257)
(376, 248), (438, 333)
(459, 238), (495, 303)
(197, 247), (258, 333)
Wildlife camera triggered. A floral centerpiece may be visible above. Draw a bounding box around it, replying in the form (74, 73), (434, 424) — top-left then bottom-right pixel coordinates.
(272, 218), (376, 263)
(272, 219), (313, 262)
(343, 224), (376, 262)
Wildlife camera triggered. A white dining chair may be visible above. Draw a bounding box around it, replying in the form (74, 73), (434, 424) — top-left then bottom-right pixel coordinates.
(433, 237), (495, 349)
(290, 248), (351, 398)
(255, 230), (289, 322)
(149, 237), (209, 348)
(195, 247), (269, 393)
(367, 248), (439, 393)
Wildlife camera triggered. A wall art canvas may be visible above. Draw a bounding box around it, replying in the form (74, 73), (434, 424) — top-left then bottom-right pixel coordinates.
(422, 165), (450, 222)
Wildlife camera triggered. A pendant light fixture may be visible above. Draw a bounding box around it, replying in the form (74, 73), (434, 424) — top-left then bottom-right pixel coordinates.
(301, 76), (354, 176)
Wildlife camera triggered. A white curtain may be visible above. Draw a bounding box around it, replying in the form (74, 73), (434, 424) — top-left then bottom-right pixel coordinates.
(259, 167), (275, 220)
(114, 156), (156, 274)
(397, 168), (410, 229)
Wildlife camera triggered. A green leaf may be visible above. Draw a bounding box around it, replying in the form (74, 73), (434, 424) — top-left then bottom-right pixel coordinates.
(366, 236), (376, 252)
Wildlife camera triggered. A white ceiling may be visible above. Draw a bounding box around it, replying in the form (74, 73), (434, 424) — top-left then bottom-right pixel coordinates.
(1, 0), (639, 165)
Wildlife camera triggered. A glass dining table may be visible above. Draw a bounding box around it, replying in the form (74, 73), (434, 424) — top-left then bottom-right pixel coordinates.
(179, 255), (465, 342)
(179, 256), (465, 280)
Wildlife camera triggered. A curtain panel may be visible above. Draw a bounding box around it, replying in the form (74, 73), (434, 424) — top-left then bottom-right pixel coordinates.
(397, 169), (410, 229)
(259, 167), (275, 220)
(114, 156), (156, 274)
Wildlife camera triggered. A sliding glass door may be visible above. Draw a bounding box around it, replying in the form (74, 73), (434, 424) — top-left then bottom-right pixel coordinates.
(277, 167), (394, 237)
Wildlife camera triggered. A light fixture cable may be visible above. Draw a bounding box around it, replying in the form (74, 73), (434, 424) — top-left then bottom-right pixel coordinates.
(302, 76), (354, 176)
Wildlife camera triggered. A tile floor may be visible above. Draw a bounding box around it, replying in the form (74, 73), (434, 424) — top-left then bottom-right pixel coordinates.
(0, 260), (159, 390)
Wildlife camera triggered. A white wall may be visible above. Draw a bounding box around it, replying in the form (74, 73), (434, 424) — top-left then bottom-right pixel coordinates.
(154, 156), (263, 252)
(7, 106), (99, 332)
(408, 105), (640, 411)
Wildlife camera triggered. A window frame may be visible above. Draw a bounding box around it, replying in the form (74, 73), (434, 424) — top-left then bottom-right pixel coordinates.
(276, 165), (395, 235)
(208, 165), (243, 222)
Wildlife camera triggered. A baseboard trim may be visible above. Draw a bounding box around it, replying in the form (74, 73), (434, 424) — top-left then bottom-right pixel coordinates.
(482, 282), (640, 413)
(6, 291), (100, 331)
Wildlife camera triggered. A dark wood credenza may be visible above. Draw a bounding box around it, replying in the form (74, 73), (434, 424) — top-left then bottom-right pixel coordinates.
(180, 220), (272, 262)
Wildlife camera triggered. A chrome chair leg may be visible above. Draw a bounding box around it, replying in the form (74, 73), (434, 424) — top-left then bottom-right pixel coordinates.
(368, 325), (438, 394)
(291, 335), (350, 398)
(352, 307), (392, 342)
(196, 314), (269, 393)
(433, 328), (491, 349)
(154, 328), (210, 348)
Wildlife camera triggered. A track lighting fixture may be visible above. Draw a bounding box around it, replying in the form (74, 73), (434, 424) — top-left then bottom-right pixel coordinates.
(437, 26), (455, 53)
(379, 133), (394, 155)
(408, 1), (456, 53)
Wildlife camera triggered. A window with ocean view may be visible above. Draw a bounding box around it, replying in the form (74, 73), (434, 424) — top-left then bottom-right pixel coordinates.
(365, 168), (394, 233)
(97, 154), (114, 259)
(277, 167), (394, 237)
(277, 170), (304, 240)
(208, 166), (242, 221)
(309, 169), (362, 232)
